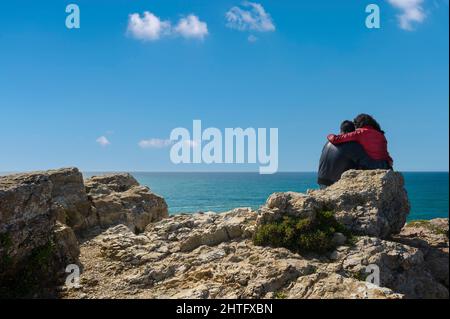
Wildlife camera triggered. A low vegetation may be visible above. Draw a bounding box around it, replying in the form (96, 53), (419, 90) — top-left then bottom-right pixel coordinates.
(253, 211), (352, 254)
(273, 291), (287, 299)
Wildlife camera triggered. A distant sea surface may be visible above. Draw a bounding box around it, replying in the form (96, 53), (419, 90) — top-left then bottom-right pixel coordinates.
(84, 172), (448, 221)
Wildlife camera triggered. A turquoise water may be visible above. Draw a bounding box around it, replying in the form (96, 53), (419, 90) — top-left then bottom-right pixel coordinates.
(86, 172), (449, 221)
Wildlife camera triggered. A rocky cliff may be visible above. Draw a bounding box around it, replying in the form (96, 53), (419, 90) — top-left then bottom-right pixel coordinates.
(0, 169), (448, 299)
(0, 168), (168, 298)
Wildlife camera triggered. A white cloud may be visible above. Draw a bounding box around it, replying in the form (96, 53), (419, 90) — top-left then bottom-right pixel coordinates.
(127, 12), (208, 41)
(127, 11), (171, 41)
(387, 0), (426, 30)
(226, 2), (275, 32)
(138, 138), (173, 149)
(175, 15), (208, 39)
(96, 136), (111, 147)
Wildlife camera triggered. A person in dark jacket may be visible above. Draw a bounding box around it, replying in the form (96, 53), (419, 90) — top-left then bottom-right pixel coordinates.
(318, 120), (390, 188)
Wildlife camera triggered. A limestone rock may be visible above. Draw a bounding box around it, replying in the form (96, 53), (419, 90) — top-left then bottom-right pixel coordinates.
(396, 219), (449, 248)
(2, 167), (447, 300)
(261, 170), (410, 239)
(85, 173), (168, 232)
(0, 169), (84, 275)
(0, 168), (168, 297)
(310, 170), (410, 238)
(286, 273), (403, 299)
(329, 236), (449, 299)
(1, 170), (55, 277)
(61, 208), (448, 300)
(62, 208), (317, 299)
(53, 221), (80, 265)
(50, 170), (94, 231)
(392, 219), (449, 288)
(84, 173), (139, 195)
(260, 192), (318, 224)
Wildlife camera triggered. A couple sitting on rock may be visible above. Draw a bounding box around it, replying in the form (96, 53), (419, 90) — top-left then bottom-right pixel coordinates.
(318, 113), (393, 188)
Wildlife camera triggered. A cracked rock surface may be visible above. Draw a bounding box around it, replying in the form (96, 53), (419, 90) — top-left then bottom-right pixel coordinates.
(62, 209), (448, 299)
(1, 168), (448, 299)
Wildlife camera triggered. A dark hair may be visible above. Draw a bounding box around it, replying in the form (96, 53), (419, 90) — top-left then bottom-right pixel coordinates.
(340, 120), (356, 134)
(353, 114), (384, 133)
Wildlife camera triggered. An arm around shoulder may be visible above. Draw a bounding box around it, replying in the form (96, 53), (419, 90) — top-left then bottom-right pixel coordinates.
(327, 130), (362, 145)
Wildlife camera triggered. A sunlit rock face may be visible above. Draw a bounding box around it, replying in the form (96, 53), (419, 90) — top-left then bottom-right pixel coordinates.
(1, 168), (447, 299)
(0, 168), (168, 297)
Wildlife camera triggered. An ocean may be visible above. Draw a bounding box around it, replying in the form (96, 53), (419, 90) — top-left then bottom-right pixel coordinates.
(85, 172), (449, 221)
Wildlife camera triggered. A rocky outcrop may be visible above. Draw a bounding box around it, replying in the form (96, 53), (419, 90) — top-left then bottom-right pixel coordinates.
(393, 219), (449, 288)
(0, 169), (84, 297)
(0, 168), (168, 297)
(61, 209), (319, 299)
(261, 170), (410, 239)
(84, 173), (140, 194)
(332, 236), (448, 299)
(2, 168), (448, 299)
(85, 174), (168, 233)
(46, 168), (93, 232)
(286, 273), (403, 299)
(60, 208), (448, 299)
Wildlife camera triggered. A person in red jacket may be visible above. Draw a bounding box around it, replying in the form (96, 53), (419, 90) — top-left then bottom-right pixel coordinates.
(327, 114), (394, 168)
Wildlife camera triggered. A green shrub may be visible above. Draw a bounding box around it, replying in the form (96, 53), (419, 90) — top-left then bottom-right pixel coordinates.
(273, 291), (287, 299)
(253, 211), (351, 254)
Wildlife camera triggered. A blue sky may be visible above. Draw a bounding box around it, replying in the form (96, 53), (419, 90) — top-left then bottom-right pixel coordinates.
(0, 0), (448, 172)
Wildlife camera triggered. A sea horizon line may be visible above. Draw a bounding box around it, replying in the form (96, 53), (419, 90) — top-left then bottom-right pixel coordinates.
(2, 170), (449, 175)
